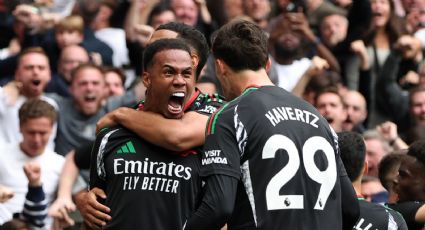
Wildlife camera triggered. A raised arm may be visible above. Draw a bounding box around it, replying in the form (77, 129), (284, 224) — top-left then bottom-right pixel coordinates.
(97, 108), (208, 151)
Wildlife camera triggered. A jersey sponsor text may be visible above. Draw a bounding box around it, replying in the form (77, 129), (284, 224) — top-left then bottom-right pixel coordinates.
(202, 149), (228, 165)
(114, 158), (192, 194)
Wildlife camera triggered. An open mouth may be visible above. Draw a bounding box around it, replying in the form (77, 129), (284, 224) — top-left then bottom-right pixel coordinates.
(372, 12), (384, 20)
(344, 117), (352, 124)
(168, 92), (185, 115)
(31, 80), (41, 86)
(325, 117), (334, 124)
(84, 94), (97, 103)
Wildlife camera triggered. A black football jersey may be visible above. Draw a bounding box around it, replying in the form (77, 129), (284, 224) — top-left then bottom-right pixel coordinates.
(89, 89), (224, 229)
(355, 199), (408, 230)
(387, 202), (425, 230)
(90, 128), (202, 230)
(202, 86), (348, 229)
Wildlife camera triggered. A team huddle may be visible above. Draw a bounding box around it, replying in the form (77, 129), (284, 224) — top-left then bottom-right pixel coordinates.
(1, 0), (425, 229)
(81, 20), (355, 230)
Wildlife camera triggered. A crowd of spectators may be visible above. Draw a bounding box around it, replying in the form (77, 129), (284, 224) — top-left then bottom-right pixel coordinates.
(0, 0), (424, 229)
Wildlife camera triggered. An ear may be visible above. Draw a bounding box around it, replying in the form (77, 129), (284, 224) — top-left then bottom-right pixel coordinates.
(265, 57), (272, 72)
(191, 53), (199, 69)
(142, 72), (151, 88)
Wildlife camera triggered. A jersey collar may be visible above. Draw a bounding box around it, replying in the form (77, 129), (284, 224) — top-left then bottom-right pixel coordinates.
(183, 88), (201, 111)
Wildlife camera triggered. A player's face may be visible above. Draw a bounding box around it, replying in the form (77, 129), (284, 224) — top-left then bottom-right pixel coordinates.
(70, 67), (106, 116)
(143, 49), (194, 119)
(365, 138), (387, 177)
(410, 91), (425, 125)
(20, 117), (53, 157)
(15, 53), (51, 98)
(394, 155), (425, 202)
(148, 30), (200, 76)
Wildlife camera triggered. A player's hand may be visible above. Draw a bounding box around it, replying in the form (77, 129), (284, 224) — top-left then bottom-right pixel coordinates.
(23, 161), (41, 187)
(0, 185), (14, 203)
(376, 121), (398, 142)
(48, 196), (76, 218)
(76, 188), (111, 229)
(96, 107), (131, 134)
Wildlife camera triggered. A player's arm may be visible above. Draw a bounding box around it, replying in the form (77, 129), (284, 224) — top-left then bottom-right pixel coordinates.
(338, 155), (360, 229)
(184, 174), (238, 230)
(97, 107), (208, 151)
(186, 110), (241, 229)
(80, 130), (113, 229)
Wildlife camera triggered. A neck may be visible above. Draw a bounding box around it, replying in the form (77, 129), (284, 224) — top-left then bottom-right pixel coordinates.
(231, 69), (274, 96)
(275, 56), (295, 65)
(92, 21), (109, 31)
(352, 179), (362, 197)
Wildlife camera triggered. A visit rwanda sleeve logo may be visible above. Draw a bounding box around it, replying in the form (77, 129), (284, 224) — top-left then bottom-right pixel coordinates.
(116, 141), (136, 154)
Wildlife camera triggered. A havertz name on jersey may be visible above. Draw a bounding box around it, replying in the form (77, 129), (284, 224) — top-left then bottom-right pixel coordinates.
(265, 106), (320, 128)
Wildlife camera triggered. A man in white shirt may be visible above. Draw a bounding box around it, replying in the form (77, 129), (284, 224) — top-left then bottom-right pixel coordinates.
(0, 47), (58, 150)
(0, 99), (82, 228)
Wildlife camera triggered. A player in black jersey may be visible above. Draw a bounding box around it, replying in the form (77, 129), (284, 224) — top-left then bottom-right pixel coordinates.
(387, 140), (425, 230)
(88, 39), (219, 230)
(184, 20), (359, 230)
(338, 131), (408, 230)
(78, 23), (225, 228)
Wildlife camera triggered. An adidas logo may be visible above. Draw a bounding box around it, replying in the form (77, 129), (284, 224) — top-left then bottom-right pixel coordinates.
(116, 141), (136, 154)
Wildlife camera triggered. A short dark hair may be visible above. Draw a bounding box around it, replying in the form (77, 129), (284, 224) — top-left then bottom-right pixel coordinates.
(143, 39), (192, 71)
(378, 151), (406, 191)
(338, 131), (366, 182)
(157, 22), (209, 79)
(407, 140), (425, 167)
(19, 99), (57, 125)
(212, 19), (268, 72)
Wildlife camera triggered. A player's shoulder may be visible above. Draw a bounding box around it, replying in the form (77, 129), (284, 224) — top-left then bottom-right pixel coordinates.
(188, 89), (226, 115)
(96, 126), (138, 145)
